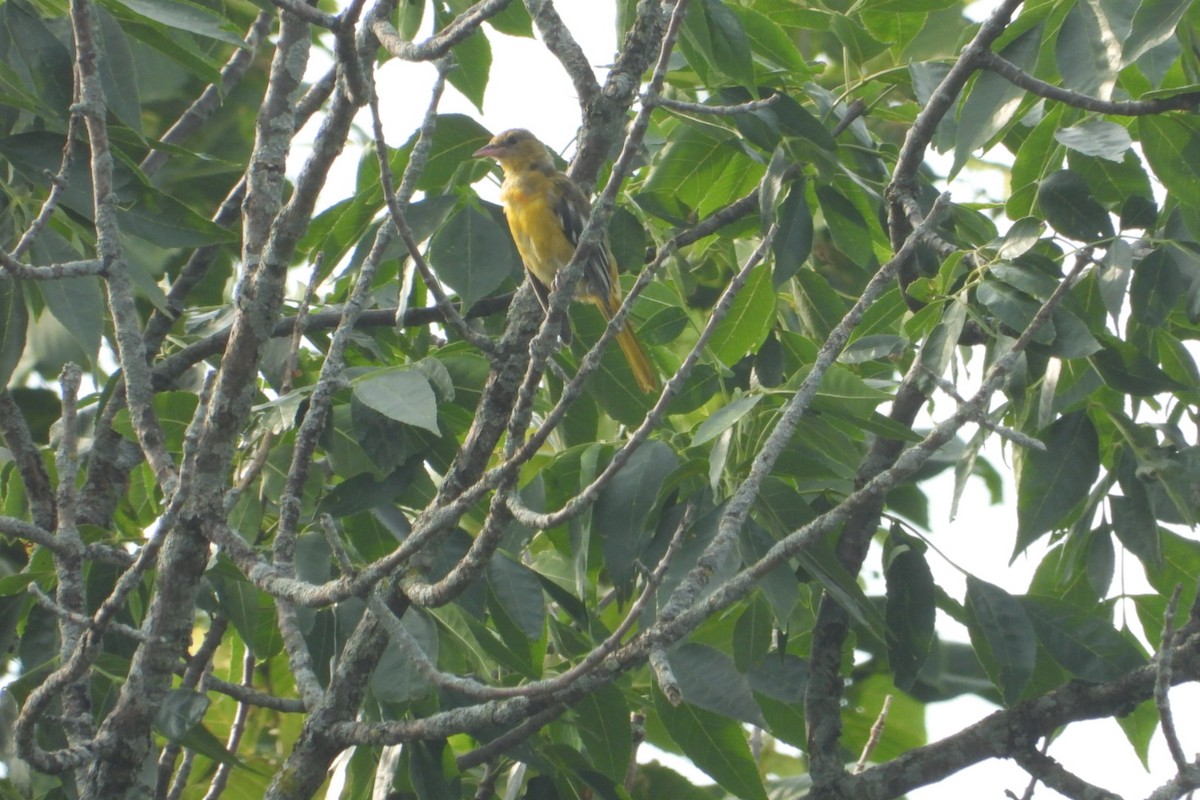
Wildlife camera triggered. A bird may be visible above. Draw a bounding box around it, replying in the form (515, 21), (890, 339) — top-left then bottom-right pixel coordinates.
(473, 128), (658, 394)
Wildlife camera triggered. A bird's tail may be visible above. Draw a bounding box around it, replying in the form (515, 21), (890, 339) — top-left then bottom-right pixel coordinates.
(614, 320), (658, 394)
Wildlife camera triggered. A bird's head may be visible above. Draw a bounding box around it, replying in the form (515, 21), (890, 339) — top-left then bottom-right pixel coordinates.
(473, 129), (555, 173)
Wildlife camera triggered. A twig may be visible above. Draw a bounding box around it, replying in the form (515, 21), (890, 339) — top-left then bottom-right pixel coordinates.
(524, 0), (602, 110)
(140, 11), (273, 177)
(649, 646), (681, 705)
(1012, 746), (1122, 800)
(649, 93), (781, 115)
(371, 0), (513, 61)
(370, 60), (493, 353)
(1157, 585), (1189, 772)
(0, 254), (105, 280)
(855, 695), (893, 773)
(269, 0), (339, 29)
(71, 0), (176, 488)
(979, 50), (1200, 115)
(9, 117), (78, 259)
(200, 648), (257, 800)
(922, 367), (1047, 451)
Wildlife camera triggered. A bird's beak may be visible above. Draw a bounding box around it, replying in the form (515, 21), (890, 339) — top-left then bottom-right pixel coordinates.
(473, 142), (503, 159)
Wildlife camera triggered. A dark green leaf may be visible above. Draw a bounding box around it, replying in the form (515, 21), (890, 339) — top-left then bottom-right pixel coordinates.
(1110, 494), (1161, 569)
(0, 277), (27, 387)
(370, 607), (438, 703)
(654, 688), (768, 800)
(884, 531), (936, 691)
(597, 440), (679, 587)
(104, 0), (246, 47)
(1036, 170), (1115, 243)
(680, 0), (755, 89)
(732, 596), (773, 672)
(1022, 595), (1146, 682)
(429, 203), (516, 310)
(1140, 115), (1200, 210)
(574, 683), (632, 783)
(953, 25), (1041, 176)
(772, 180), (814, 286)
(1055, 2), (1118, 100)
(815, 185), (874, 266)
(668, 643), (765, 726)
(485, 552), (545, 640)
(38, 278), (103, 367)
(1015, 411), (1100, 554)
(446, 26), (490, 111)
(709, 265), (775, 368)
(965, 577), (1036, 705)
(153, 688), (209, 743)
(1131, 247), (1187, 328)
(1090, 337), (1188, 395)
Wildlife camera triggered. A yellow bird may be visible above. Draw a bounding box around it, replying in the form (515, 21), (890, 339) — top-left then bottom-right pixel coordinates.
(473, 129), (658, 394)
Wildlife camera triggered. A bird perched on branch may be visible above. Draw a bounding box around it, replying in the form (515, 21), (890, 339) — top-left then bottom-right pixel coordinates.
(473, 128), (658, 394)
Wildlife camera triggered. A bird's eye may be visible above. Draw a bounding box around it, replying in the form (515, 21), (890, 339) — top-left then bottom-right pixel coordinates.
(505, 134), (519, 146)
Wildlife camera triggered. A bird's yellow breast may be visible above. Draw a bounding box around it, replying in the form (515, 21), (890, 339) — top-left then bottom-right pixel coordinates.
(500, 172), (575, 289)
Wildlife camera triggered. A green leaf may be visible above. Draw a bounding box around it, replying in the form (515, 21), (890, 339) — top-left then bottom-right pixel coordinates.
(37, 278), (103, 367)
(1140, 115), (1200, 210)
(153, 688), (209, 743)
(732, 595), (773, 672)
(730, 6), (805, 71)
(1130, 247), (1186, 328)
(1055, 1), (1119, 100)
(668, 643), (765, 726)
(0, 277), (27, 387)
(103, 0), (246, 47)
(884, 531), (936, 691)
(796, 540), (887, 641)
(370, 607), (438, 703)
(429, 203), (516, 311)
(771, 180), (814, 286)
(96, 7), (142, 134)
(641, 126), (761, 220)
(1015, 411), (1100, 554)
(1116, 699), (1159, 768)
(446, 24), (490, 111)
(596, 440), (679, 587)
(351, 367), (439, 435)
(485, 552), (545, 640)
(574, 683), (632, 783)
(1090, 337), (1188, 395)
(965, 577), (1036, 705)
(953, 25), (1041, 176)
(693, 392), (762, 446)
(407, 740), (457, 800)
(815, 185), (874, 266)
(1021, 595), (1146, 682)
(976, 281), (1055, 345)
(1110, 494), (1162, 569)
(1124, 0), (1194, 65)
(418, 114), (493, 193)
(1054, 121), (1132, 163)
(709, 266), (775, 368)
(680, 0), (755, 89)
(1036, 169), (1115, 242)
(654, 688), (768, 800)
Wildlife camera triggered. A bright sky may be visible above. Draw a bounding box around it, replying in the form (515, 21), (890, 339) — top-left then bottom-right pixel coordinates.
(296, 3), (1200, 799)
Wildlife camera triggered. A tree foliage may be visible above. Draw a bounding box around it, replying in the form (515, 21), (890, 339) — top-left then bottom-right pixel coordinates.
(0, 0), (1199, 798)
